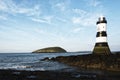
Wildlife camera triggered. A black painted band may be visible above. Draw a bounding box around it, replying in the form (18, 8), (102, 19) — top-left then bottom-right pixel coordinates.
(96, 31), (107, 37)
(95, 42), (108, 47)
(96, 20), (107, 24)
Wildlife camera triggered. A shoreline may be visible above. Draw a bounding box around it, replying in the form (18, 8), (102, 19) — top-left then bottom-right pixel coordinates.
(0, 69), (120, 80)
(42, 53), (120, 72)
(0, 53), (120, 80)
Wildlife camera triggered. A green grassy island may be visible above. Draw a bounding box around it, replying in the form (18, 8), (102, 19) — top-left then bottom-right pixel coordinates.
(32, 47), (67, 53)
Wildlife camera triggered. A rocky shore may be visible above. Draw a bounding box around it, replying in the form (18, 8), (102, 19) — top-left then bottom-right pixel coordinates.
(0, 69), (119, 80)
(42, 53), (120, 71)
(0, 53), (120, 80)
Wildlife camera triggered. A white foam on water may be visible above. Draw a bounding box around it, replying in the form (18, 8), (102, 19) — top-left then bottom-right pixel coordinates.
(0, 65), (31, 70)
(0, 53), (82, 71)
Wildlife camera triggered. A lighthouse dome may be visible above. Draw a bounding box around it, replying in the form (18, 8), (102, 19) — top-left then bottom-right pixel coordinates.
(96, 16), (107, 24)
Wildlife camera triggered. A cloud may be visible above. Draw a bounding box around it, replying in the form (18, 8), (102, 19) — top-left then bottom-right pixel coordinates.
(0, 0), (8, 11)
(0, 0), (57, 25)
(72, 8), (87, 15)
(0, 0), (41, 19)
(72, 14), (99, 26)
(54, 2), (66, 11)
(89, 0), (101, 7)
(16, 5), (41, 17)
(0, 0), (19, 13)
(70, 0), (104, 27)
(31, 18), (47, 23)
(34, 28), (45, 34)
(0, 15), (7, 20)
(56, 17), (67, 23)
(31, 15), (53, 24)
(50, 0), (70, 12)
(84, 0), (101, 7)
(71, 8), (103, 26)
(11, 7), (39, 17)
(49, 0), (104, 27)
(72, 27), (82, 33)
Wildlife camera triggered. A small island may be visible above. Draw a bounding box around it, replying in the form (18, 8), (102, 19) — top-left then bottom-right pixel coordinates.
(32, 47), (67, 53)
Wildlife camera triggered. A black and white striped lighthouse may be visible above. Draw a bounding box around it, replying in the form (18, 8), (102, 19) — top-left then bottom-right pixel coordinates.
(93, 16), (111, 55)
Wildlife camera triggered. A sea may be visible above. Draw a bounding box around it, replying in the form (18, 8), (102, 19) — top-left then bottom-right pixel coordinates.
(0, 52), (88, 71)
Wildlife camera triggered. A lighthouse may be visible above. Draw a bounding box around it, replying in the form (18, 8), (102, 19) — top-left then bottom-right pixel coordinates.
(93, 16), (111, 55)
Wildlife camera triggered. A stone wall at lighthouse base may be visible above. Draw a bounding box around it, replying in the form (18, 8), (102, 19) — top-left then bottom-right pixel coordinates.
(93, 42), (111, 55)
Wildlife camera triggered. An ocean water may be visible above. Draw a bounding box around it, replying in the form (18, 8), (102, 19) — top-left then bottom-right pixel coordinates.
(0, 53), (87, 71)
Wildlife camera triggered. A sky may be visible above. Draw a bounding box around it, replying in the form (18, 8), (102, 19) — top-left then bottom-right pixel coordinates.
(0, 0), (120, 53)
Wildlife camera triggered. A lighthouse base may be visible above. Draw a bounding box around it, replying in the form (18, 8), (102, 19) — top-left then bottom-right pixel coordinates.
(93, 42), (111, 55)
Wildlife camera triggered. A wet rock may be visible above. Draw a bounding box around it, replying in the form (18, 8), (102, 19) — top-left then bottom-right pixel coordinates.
(41, 57), (51, 61)
(49, 53), (120, 71)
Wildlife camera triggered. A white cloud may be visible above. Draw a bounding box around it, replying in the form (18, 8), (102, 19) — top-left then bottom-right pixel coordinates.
(72, 15), (98, 26)
(55, 2), (66, 11)
(84, 0), (101, 7)
(44, 16), (53, 24)
(0, 15), (7, 20)
(56, 17), (67, 23)
(72, 8), (103, 26)
(31, 18), (47, 23)
(89, 0), (101, 7)
(34, 28), (45, 34)
(71, 0), (104, 27)
(25, 5), (41, 17)
(0, 0), (8, 11)
(72, 8), (87, 15)
(31, 15), (53, 24)
(0, 0), (19, 13)
(50, 0), (70, 12)
(0, 0), (41, 19)
(73, 27), (82, 33)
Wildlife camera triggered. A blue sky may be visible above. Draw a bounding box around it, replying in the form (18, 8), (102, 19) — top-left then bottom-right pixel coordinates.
(0, 0), (120, 52)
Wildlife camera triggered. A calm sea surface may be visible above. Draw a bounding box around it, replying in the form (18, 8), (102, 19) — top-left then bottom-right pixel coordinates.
(0, 53), (87, 71)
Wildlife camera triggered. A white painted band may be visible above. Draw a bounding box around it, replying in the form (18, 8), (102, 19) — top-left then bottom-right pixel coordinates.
(97, 23), (106, 32)
(96, 37), (107, 43)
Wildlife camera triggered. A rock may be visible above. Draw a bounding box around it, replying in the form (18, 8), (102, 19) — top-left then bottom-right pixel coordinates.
(49, 53), (120, 71)
(32, 47), (67, 53)
(41, 57), (51, 61)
